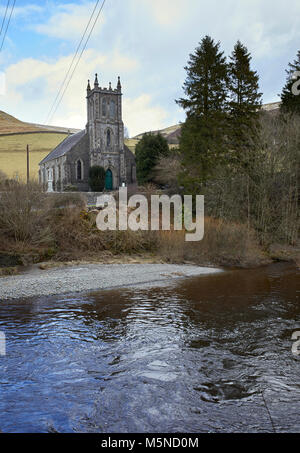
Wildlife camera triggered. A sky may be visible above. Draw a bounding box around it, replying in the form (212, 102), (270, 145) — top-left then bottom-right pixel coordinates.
(0, 0), (300, 137)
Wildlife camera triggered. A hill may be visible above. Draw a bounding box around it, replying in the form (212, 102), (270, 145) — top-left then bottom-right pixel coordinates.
(0, 111), (45, 134)
(133, 124), (181, 145)
(0, 111), (82, 180)
(123, 124), (182, 154)
(0, 110), (81, 135)
(0, 133), (71, 181)
(129, 102), (281, 148)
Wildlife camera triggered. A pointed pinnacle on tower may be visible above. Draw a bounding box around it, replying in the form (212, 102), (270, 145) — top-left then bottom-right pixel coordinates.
(109, 82), (112, 90)
(87, 79), (91, 92)
(117, 76), (121, 91)
(94, 73), (99, 88)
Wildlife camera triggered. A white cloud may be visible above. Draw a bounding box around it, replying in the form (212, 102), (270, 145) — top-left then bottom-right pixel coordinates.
(53, 113), (85, 130)
(138, 0), (300, 59)
(2, 48), (146, 134)
(139, 0), (188, 26)
(223, 0), (300, 59)
(34, 2), (105, 41)
(123, 94), (169, 137)
(0, 4), (43, 17)
(3, 0), (300, 135)
(53, 94), (170, 137)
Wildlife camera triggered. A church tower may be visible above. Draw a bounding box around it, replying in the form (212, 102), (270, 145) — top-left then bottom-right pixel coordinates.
(86, 74), (126, 189)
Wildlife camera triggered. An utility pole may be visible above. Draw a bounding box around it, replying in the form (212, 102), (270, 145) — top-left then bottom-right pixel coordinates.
(26, 145), (30, 184)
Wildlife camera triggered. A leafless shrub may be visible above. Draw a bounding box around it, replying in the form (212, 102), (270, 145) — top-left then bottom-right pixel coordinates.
(0, 181), (52, 245)
(157, 217), (266, 267)
(46, 193), (86, 210)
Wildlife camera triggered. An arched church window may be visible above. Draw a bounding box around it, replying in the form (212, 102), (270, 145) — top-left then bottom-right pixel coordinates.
(102, 99), (107, 116)
(77, 160), (82, 181)
(106, 129), (111, 147)
(110, 100), (115, 118)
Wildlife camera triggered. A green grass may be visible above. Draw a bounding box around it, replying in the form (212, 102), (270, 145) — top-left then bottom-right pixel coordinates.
(0, 132), (68, 180)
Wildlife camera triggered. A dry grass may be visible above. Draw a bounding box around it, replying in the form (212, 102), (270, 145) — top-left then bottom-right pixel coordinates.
(0, 183), (88, 264)
(0, 111), (44, 134)
(0, 181), (50, 243)
(0, 182), (270, 269)
(0, 266), (19, 276)
(157, 217), (268, 268)
(0, 132), (68, 180)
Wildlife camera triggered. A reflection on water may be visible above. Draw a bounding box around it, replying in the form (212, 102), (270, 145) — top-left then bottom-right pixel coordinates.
(0, 263), (299, 433)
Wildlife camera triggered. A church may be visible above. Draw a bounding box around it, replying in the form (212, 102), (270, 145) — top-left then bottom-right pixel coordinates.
(39, 74), (136, 191)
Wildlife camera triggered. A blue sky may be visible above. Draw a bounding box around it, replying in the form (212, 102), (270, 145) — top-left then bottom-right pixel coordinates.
(0, 0), (300, 136)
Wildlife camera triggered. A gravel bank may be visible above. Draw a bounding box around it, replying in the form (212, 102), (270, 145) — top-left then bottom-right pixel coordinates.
(0, 263), (222, 300)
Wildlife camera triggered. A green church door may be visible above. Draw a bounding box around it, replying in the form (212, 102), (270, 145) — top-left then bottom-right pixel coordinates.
(105, 169), (113, 191)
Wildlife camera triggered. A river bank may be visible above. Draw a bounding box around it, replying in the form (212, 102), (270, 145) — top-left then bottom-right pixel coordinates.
(0, 183), (298, 277)
(0, 263), (223, 300)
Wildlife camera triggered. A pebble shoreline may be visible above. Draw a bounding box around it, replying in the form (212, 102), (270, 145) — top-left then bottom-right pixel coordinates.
(0, 263), (222, 301)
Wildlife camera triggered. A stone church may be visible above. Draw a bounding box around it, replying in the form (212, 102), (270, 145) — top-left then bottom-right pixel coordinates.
(39, 74), (136, 191)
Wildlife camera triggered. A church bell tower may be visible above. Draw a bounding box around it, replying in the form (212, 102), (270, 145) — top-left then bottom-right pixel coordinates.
(86, 74), (126, 188)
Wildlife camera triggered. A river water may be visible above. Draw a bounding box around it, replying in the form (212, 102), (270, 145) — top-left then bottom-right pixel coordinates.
(0, 263), (299, 433)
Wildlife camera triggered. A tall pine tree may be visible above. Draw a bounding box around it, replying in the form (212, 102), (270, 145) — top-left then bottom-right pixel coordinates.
(281, 50), (300, 115)
(228, 41), (262, 119)
(176, 36), (228, 189)
(227, 41), (262, 163)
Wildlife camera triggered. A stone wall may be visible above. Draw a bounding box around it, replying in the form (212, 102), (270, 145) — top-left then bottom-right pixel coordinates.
(65, 132), (90, 191)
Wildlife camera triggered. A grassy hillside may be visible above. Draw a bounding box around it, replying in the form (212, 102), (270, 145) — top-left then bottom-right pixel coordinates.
(125, 125), (182, 154)
(0, 111), (47, 134)
(133, 124), (180, 140)
(0, 109), (180, 180)
(0, 133), (68, 180)
(0, 110), (78, 180)
(131, 124), (182, 150)
(0, 134), (140, 180)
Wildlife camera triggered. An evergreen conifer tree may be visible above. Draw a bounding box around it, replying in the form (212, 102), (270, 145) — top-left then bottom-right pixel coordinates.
(176, 36), (228, 187)
(281, 50), (300, 115)
(135, 133), (169, 184)
(227, 40), (262, 163)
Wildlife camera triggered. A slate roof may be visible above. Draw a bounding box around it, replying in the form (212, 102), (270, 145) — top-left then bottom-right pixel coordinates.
(40, 129), (86, 165)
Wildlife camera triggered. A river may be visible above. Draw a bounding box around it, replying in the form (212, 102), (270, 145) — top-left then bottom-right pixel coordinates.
(0, 263), (299, 433)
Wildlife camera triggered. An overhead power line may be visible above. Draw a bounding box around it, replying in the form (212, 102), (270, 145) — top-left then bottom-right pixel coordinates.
(47, 0), (106, 125)
(45, 0), (101, 124)
(0, 0), (16, 53)
(0, 0), (10, 38)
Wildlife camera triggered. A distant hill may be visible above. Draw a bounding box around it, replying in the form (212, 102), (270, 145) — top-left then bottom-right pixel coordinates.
(0, 111), (44, 134)
(130, 102), (281, 147)
(0, 110), (80, 135)
(133, 124), (182, 145)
